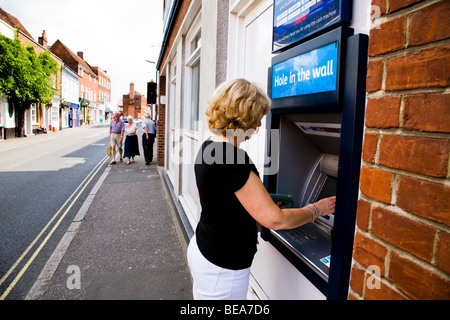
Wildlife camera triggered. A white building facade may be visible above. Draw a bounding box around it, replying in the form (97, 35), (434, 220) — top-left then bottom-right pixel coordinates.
(60, 64), (81, 130)
(0, 19), (16, 139)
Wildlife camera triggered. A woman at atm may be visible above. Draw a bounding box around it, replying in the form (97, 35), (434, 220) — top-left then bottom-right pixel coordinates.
(187, 78), (336, 300)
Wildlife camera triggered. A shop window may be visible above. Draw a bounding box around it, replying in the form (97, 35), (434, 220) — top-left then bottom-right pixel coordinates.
(31, 104), (37, 124)
(186, 28), (201, 132)
(191, 31), (201, 55)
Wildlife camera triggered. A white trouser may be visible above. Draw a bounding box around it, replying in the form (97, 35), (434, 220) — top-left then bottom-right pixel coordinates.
(186, 235), (250, 300)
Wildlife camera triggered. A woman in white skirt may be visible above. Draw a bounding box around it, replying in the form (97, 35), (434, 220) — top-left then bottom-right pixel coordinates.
(188, 79), (336, 300)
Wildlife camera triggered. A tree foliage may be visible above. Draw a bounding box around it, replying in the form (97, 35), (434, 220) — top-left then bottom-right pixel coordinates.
(0, 34), (59, 110)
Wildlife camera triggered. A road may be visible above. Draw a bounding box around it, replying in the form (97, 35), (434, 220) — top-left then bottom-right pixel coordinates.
(0, 124), (110, 300)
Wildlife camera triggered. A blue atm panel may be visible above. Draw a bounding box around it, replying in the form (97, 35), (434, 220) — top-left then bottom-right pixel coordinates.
(272, 42), (339, 99)
(264, 29), (368, 299)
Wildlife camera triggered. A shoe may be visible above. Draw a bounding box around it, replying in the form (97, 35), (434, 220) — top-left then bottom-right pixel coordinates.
(110, 160), (116, 165)
(145, 162), (150, 165)
(126, 161), (130, 165)
(120, 158), (123, 162)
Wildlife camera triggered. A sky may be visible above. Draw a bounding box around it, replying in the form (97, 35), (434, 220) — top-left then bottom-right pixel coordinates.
(0, 0), (164, 110)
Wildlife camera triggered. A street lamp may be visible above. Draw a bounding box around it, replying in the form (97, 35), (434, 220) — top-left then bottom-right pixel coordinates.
(145, 60), (156, 82)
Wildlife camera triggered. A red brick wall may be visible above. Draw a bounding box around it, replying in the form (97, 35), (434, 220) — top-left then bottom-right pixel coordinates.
(122, 96), (146, 119)
(157, 0), (192, 167)
(78, 68), (97, 103)
(96, 69), (111, 105)
(349, 0), (450, 300)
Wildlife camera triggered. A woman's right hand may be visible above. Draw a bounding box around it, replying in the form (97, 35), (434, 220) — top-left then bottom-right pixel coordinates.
(313, 196), (336, 216)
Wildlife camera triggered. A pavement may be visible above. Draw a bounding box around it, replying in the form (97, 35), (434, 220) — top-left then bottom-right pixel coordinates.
(23, 130), (193, 300)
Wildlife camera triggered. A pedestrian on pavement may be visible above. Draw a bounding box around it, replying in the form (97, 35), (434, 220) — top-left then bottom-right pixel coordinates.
(123, 115), (140, 165)
(142, 112), (156, 165)
(109, 112), (124, 165)
(187, 78), (336, 300)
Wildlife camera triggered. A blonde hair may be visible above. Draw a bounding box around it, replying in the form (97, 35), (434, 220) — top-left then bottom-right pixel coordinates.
(206, 78), (270, 136)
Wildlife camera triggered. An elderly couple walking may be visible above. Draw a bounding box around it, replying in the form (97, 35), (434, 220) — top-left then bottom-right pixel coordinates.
(109, 112), (156, 165)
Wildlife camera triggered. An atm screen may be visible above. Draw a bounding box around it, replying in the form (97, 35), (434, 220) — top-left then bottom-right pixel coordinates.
(317, 176), (337, 201)
(271, 42), (338, 99)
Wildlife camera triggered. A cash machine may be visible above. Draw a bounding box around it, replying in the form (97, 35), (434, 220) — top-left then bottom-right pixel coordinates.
(262, 25), (368, 299)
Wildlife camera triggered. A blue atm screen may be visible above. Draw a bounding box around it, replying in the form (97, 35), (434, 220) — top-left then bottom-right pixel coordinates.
(271, 41), (338, 99)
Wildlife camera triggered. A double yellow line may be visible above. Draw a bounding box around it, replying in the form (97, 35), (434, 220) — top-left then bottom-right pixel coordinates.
(0, 155), (109, 300)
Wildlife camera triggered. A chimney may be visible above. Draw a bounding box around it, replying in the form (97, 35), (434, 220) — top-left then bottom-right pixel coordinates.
(38, 30), (47, 47)
(77, 51), (84, 59)
(130, 82), (135, 100)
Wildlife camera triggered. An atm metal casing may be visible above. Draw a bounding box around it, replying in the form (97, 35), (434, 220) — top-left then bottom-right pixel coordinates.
(263, 27), (368, 299)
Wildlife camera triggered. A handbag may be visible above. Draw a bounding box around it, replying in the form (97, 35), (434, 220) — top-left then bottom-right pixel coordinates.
(107, 145), (113, 156)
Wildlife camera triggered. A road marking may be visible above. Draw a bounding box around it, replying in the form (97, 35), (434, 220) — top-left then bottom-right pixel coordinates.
(0, 155), (109, 300)
(63, 158), (86, 165)
(25, 165), (111, 299)
(0, 138), (57, 153)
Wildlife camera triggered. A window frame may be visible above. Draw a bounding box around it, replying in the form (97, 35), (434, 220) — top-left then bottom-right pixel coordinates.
(184, 13), (202, 135)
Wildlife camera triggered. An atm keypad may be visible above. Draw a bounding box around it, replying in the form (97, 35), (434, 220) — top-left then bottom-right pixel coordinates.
(285, 224), (317, 245)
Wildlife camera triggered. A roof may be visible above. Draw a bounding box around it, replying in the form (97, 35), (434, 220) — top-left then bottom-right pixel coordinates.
(50, 39), (97, 77)
(0, 7), (33, 39)
(91, 66), (110, 79)
(123, 91), (144, 98)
